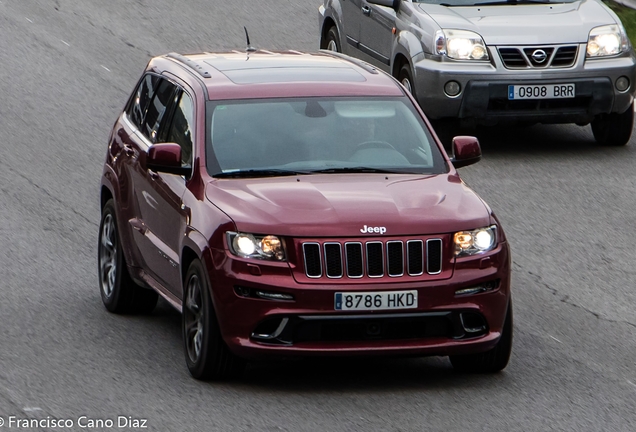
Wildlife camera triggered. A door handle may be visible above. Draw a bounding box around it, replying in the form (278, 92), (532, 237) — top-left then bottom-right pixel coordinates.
(362, 5), (371, 15)
(123, 144), (134, 157)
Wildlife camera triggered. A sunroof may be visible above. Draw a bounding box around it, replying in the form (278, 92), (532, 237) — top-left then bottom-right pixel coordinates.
(203, 55), (351, 71)
(219, 67), (366, 84)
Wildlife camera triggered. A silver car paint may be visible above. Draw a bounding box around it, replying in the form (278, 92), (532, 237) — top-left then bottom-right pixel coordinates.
(423, 2), (613, 45)
(319, 0), (636, 123)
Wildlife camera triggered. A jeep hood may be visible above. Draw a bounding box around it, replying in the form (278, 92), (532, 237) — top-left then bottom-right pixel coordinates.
(418, 1), (615, 45)
(205, 174), (491, 237)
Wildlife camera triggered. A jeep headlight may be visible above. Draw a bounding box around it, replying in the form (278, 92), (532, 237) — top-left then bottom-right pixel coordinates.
(454, 226), (497, 256)
(227, 232), (286, 261)
(586, 24), (629, 58)
(435, 29), (489, 61)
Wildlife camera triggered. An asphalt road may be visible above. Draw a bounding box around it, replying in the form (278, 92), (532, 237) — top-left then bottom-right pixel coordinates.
(0, 1), (635, 431)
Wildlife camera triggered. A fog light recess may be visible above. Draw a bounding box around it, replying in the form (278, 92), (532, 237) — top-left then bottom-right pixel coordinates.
(459, 312), (487, 334)
(616, 76), (630, 92)
(444, 81), (461, 97)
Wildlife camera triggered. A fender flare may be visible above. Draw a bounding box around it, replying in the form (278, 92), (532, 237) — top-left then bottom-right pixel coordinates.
(320, 2), (344, 49)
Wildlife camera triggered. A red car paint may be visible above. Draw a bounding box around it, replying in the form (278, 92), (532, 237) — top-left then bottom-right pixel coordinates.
(100, 51), (511, 361)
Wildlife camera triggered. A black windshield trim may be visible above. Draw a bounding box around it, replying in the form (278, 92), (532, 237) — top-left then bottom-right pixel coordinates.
(213, 169), (305, 178)
(414, 0), (574, 4)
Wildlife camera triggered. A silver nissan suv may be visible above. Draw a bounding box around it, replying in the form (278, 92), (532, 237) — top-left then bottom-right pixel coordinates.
(319, 0), (636, 146)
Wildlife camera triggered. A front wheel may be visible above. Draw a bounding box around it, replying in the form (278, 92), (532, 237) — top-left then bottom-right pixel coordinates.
(397, 64), (416, 99)
(182, 259), (245, 380)
(98, 200), (158, 314)
(591, 102), (634, 146)
(449, 301), (513, 373)
(323, 26), (341, 52)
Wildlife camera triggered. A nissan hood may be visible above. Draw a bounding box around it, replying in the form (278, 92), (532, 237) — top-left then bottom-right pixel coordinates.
(418, 1), (616, 45)
(205, 174), (491, 237)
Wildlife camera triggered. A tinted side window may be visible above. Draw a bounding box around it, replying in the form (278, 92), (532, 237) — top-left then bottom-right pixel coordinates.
(142, 79), (176, 142)
(165, 92), (194, 166)
(127, 74), (159, 130)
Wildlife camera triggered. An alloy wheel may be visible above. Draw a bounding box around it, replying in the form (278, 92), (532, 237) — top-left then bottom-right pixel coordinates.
(99, 214), (117, 299)
(401, 77), (412, 94)
(184, 275), (204, 363)
(327, 40), (338, 52)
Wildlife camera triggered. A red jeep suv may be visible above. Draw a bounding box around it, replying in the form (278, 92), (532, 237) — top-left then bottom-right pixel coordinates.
(98, 50), (512, 380)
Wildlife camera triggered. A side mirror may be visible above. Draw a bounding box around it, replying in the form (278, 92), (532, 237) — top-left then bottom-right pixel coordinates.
(367, 0), (400, 10)
(147, 143), (191, 176)
(450, 136), (481, 168)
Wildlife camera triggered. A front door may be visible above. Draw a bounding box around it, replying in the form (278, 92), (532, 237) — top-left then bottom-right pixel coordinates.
(341, 0), (364, 56)
(359, 1), (396, 68)
(128, 77), (187, 294)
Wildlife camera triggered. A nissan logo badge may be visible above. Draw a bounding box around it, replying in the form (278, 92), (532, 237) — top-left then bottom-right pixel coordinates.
(531, 49), (548, 64)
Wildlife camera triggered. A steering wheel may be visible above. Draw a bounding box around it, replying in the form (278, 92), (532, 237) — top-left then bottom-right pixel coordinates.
(355, 140), (396, 150)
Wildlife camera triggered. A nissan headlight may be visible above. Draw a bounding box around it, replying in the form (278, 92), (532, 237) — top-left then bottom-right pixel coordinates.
(586, 24), (629, 58)
(454, 226), (497, 256)
(227, 232), (286, 261)
(435, 29), (489, 61)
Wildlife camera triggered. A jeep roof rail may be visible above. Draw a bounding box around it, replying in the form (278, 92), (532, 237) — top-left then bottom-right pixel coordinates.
(165, 52), (212, 78)
(319, 50), (379, 75)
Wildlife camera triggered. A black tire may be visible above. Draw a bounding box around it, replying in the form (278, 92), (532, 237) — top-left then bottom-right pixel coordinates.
(98, 200), (158, 314)
(591, 102), (634, 146)
(450, 301), (513, 373)
(323, 26), (341, 52)
(398, 63), (416, 99)
(182, 259), (245, 380)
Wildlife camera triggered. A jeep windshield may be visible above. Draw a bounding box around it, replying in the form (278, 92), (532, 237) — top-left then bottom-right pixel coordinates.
(206, 97), (448, 177)
(414, 0), (576, 5)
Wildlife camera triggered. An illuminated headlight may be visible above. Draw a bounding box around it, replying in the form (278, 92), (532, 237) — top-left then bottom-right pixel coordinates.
(227, 232), (286, 261)
(586, 24), (629, 58)
(454, 226), (497, 256)
(435, 29), (489, 61)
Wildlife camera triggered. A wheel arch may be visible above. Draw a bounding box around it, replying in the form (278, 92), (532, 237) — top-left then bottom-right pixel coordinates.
(181, 245), (200, 288)
(320, 17), (339, 49)
(392, 53), (410, 78)
(392, 30), (425, 74)
(100, 185), (114, 210)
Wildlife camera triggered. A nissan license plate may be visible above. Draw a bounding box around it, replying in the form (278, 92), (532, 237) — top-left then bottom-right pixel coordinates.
(335, 290), (418, 311)
(508, 83), (575, 100)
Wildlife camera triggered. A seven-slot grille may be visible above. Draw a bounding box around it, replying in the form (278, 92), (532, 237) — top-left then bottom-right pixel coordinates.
(302, 239), (442, 279)
(498, 45), (578, 69)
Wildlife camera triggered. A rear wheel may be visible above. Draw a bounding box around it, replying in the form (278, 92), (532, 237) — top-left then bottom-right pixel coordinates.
(98, 200), (158, 314)
(450, 301), (513, 373)
(182, 259), (245, 380)
(323, 26), (341, 52)
(591, 102), (634, 146)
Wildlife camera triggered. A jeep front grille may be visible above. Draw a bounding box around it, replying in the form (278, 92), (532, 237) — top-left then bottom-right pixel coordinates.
(498, 45), (578, 69)
(302, 239), (443, 279)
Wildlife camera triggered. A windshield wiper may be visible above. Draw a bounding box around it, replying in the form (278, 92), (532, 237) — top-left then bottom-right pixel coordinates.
(473, 0), (552, 4)
(213, 169), (305, 178)
(304, 167), (408, 174)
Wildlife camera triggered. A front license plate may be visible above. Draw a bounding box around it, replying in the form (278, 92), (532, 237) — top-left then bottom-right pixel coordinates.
(508, 83), (575, 100)
(335, 290), (418, 311)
